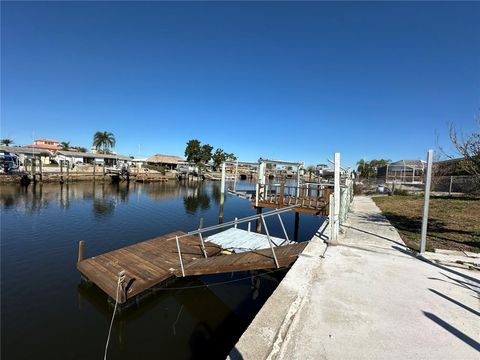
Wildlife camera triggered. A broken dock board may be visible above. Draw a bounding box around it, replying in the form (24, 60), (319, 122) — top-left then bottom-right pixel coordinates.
(77, 231), (308, 305)
(207, 227), (292, 252)
(174, 242), (308, 277)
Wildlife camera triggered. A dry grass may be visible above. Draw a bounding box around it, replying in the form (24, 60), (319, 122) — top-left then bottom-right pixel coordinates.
(372, 195), (480, 253)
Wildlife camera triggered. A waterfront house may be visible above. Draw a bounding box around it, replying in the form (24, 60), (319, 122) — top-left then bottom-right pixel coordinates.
(0, 145), (52, 165)
(28, 138), (61, 151)
(146, 154), (185, 170)
(53, 150), (131, 166)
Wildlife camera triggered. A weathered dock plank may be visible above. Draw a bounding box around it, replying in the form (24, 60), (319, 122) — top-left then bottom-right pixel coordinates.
(77, 231), (221, 303)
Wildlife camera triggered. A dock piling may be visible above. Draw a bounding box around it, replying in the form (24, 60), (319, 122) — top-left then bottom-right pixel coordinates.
(77, 240), (85, 263)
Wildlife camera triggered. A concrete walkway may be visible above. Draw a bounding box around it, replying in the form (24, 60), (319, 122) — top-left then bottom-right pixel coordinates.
(230, 196), (480, 360)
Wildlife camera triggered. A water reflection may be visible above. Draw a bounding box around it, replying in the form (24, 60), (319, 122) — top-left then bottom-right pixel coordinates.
(0, 181), (226, 217)
(183, 184), (210, 214)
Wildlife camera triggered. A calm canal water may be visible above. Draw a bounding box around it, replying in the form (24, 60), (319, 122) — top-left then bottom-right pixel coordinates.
(1, 180), (322, 359)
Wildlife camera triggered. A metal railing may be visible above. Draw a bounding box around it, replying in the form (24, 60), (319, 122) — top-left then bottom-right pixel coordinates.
(168, 205), (300, 276)
(255, 183), (332, 209)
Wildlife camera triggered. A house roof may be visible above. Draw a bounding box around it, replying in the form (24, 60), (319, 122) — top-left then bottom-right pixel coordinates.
(388, 160), (426, 170)
(29, 143), (61, 150)
(55, 150), (131, 161)
(0, 146), (53, 156)
(35, 138), (59, 143)
(146, 154), (184, 164)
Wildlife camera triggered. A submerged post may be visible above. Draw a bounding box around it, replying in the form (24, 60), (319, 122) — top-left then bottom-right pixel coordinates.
(420, 149), (433, 254)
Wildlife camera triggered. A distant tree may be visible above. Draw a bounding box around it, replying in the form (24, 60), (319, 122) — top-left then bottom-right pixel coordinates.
(185, 139), (202, 163)
(1, 139), (13, 146)
(446, 119), (480, 188)
(356, 159), (390, 179)
(75, 146), (87, 153)
(211, 148), (238, 170)
(212, 148), (227, 170)
(356, 159), (375, 178)
(60, 141), (70, 150)
(306, 165), (316, 181)
(93, 131), (116, 153)
(200, 144), (213, 164)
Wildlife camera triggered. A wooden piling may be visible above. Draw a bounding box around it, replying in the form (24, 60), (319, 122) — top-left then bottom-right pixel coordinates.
(77, 240), (85, 263)
(256, 207), (263, 233)
(279, 182), (285, 208)
(294, 211), (300, 242)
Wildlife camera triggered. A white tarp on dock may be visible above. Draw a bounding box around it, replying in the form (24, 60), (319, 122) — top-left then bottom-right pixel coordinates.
(207, 227), (293, 253)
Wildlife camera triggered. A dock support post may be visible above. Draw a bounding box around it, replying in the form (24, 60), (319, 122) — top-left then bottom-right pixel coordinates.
(39, 158), (43, 183)
(31, 158), (35, 183)
(60, 160), (64, 183)
(294, 211), (300, 242)
(420, 149), (433, 254)
(260, 215), (279, 268)
(279, 182), (285, 208)
(175, 236), (185, 277)
(233, 159), (239, 192)
(93, 163), (96, 182)
(256, 207), (262, 233)
(248, 222), (251, 232)
(77, 240), (85, 263)
(66, 161), (70, 183)
(296, 165), (301, 197)
(103, 162), (106, 182)
(220, 162), (226, 195)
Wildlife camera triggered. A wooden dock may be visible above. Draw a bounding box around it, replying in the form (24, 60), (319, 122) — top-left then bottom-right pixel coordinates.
(77, 230), (307, 304)
(253, 183), (332, 215)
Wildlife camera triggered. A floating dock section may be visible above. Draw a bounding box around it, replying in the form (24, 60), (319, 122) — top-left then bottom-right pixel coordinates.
(77, 206), (307, 305)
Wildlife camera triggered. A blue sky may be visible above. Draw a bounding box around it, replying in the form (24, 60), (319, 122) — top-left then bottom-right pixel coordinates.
(1, 1), (479, 167)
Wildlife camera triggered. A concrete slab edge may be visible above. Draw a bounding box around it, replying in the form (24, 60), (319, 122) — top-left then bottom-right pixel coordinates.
(227, 224), (329, 360)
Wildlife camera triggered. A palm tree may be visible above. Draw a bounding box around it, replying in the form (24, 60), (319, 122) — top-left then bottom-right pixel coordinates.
(93, 131), (116, 153)
(60, 141), (70, 150)
(1, 139), (13, 146)
(306, 165), (316, 181)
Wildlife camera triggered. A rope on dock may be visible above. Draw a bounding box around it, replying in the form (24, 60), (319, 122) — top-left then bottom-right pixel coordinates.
(104, 271), (125, 360)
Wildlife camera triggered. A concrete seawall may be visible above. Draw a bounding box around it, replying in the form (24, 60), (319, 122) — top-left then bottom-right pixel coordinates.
(229, 196), (479, 359)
